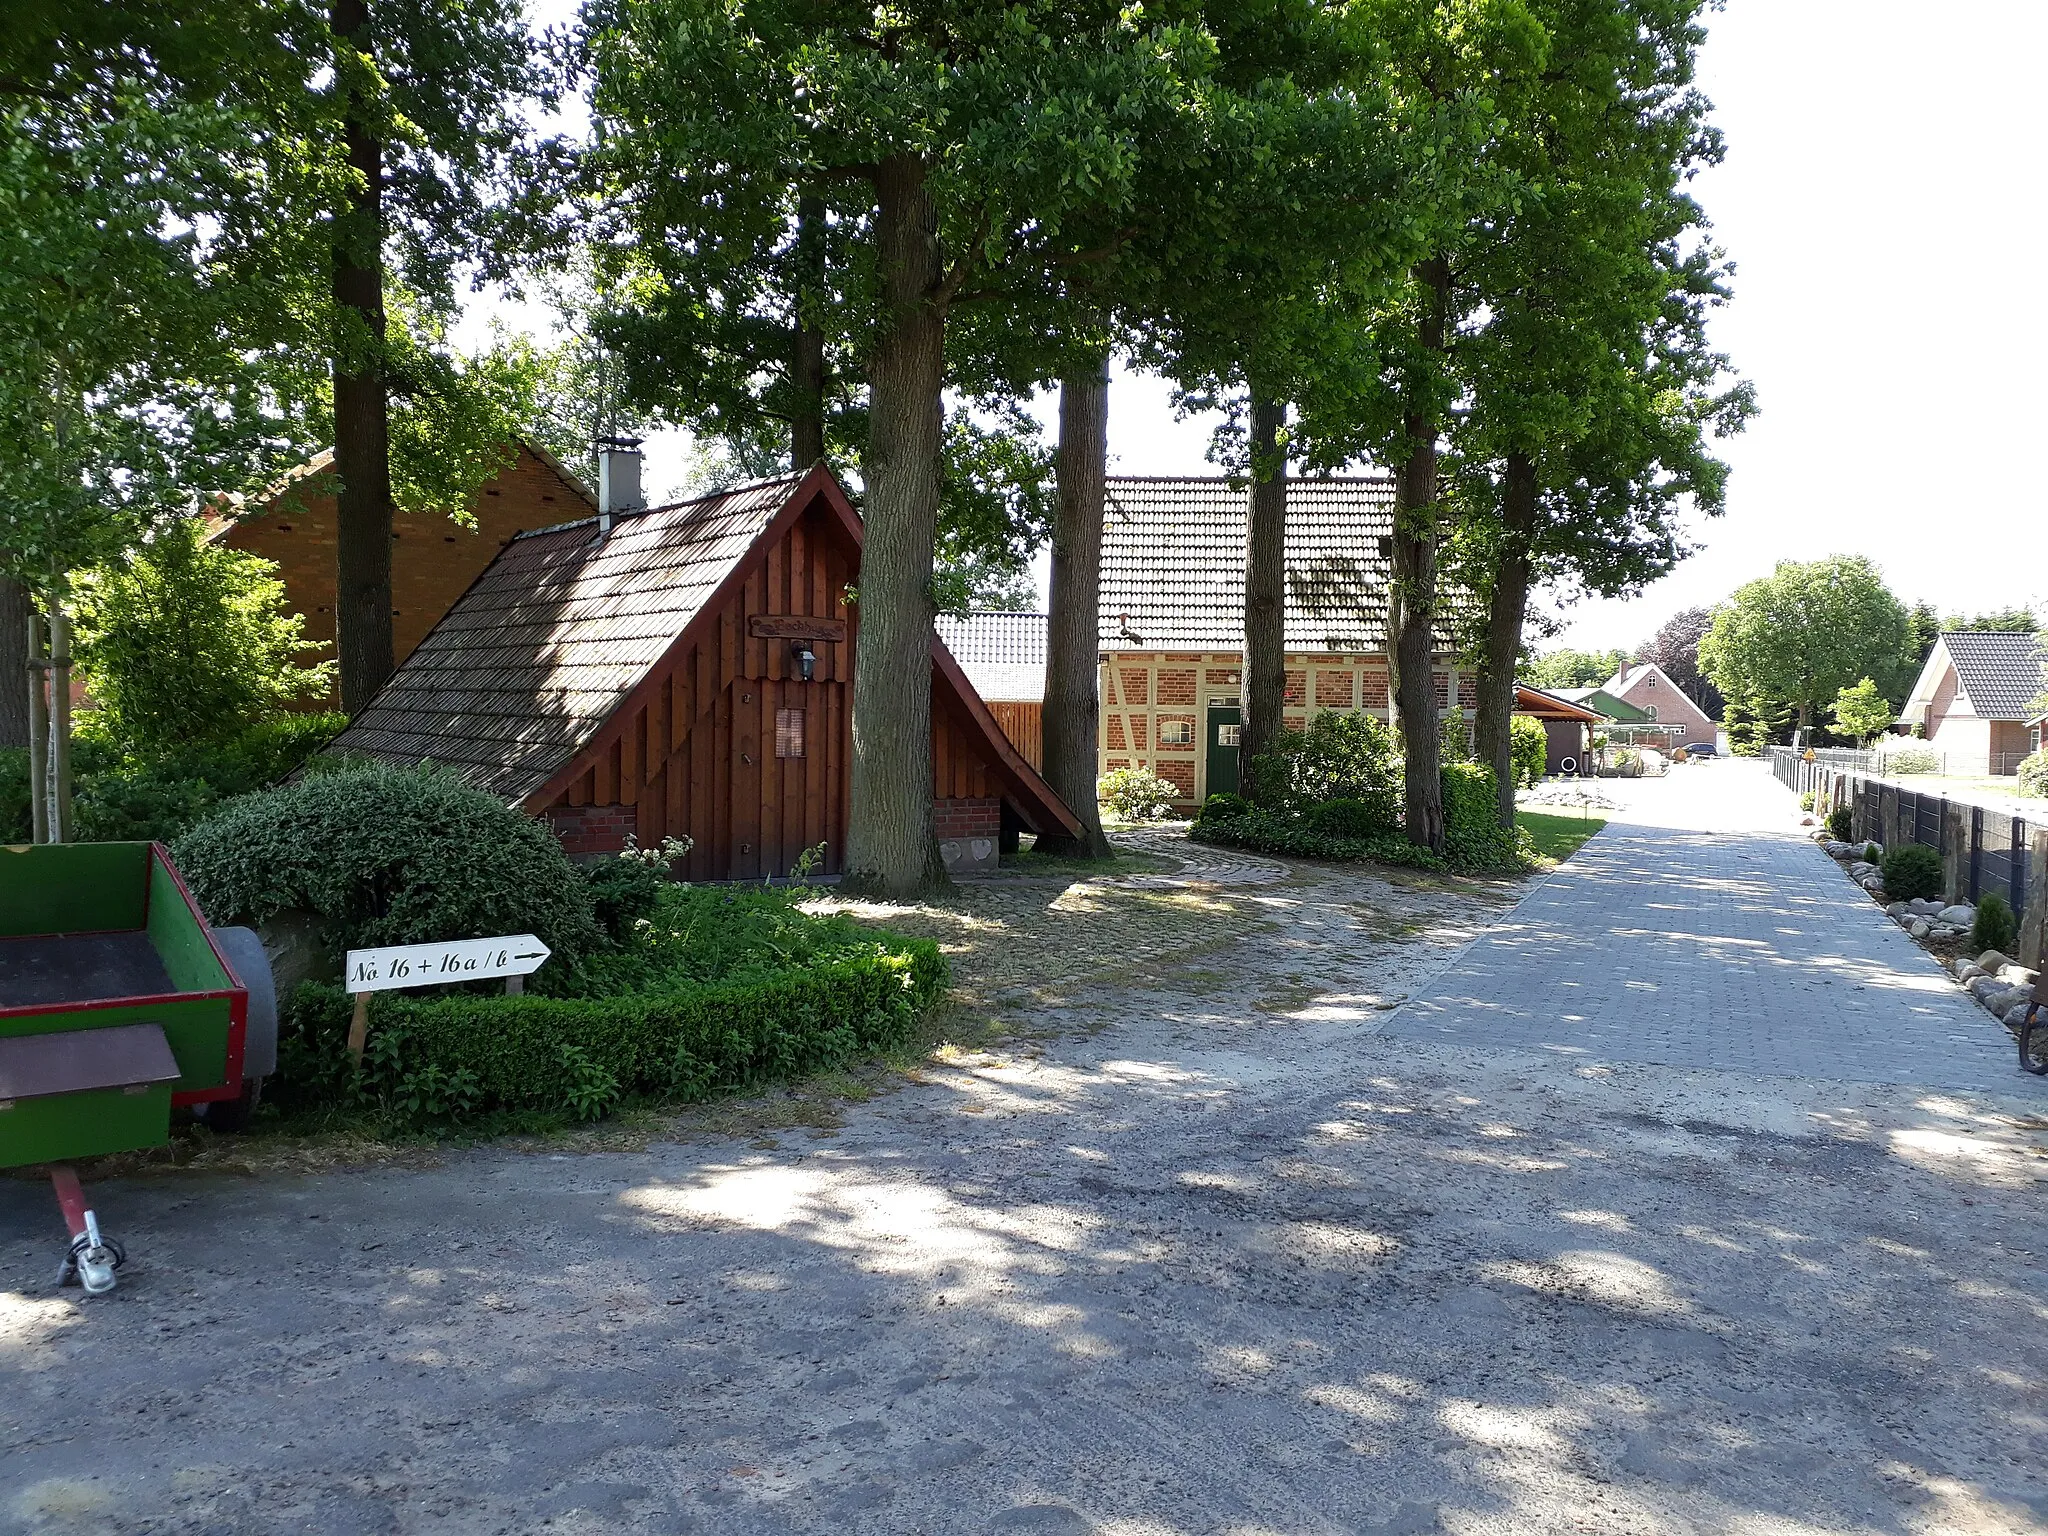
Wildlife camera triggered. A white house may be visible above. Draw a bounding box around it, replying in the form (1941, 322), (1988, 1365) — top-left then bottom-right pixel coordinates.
(1899, 631), (2047, 775)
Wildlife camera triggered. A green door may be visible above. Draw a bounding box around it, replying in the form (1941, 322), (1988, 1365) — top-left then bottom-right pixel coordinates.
(1205, 702), (1242, 798)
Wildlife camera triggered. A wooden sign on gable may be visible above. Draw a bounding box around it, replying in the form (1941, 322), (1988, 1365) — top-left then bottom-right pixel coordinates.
(748, 615), (848, 642)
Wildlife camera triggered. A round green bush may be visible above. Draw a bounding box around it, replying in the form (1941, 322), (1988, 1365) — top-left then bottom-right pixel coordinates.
(1879, 843), (1943, 903)
(2019, 748), (2048, 799)
(1305, 796), (1391, 840)
(1972, 894), (2018, 956)
(1196, 792), (1251, 825)
(1826, 805), (1853, 841)
(174, 766), (604, 964)
(1098, 767), (1180, 822)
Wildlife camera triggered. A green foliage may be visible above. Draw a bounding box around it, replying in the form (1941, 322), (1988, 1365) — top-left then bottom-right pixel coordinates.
(1194, 763), (1527, 874)
(1441, 762), (1523, 869)
(1880, 844), (1943, 903)
(1830, 677), (1895, 744)
(1509, 714), (1548, 789)
(1799, 791), (1814, 812)
(565, 883), (894, 1000)
(1195, 792), (1251, 827)
(273, 915), (948, 1128)
(1826, 806), (1853, 842)
(1192, 804), (1445, 872)
(1723, 694), (1790, 756)
(1098, 768), (1180, 823)
(1972, 894), (2018, 957)
(931, 405), (1055, 616)
(173, 766), (604, 967)
(0, 712), (343, 843)
(1523, 649), (1627, 691)
(1865, 843), (1880, 865)
(1305, 798), (1387, 840)
(1699, 558), (1910, 728)
(72, 518), (332, 753)
(1883, 747), (1941, 776)
(1245, 711), (1401, 824)
(1943, 607), (2038, 634)
(2016, 750), (2048, 799)
(578, 840), (690, 947)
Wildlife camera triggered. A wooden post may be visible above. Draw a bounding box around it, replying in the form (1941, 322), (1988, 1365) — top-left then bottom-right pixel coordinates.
(2020, 828), (2048, 971)
(504, 975), (523, 996)
(47, 598), (70, 843)
(346, 993), (370, 1066)
(25, 608), (47, 844)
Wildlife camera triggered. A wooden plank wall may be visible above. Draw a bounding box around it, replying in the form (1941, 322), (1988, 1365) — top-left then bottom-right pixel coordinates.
(541, 497), (1023, 880)
(550, 504), (855, 881)
(986, 701), (1043, 770)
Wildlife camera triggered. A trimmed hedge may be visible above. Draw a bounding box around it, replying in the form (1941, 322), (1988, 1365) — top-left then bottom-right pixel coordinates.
(278, 936), (948, 1125)
(174, 765), (605, 966)
(1193, 761), (1530, 873)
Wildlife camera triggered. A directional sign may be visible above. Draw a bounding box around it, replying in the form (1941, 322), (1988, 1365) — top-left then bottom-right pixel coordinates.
(345, 934), (552, 995)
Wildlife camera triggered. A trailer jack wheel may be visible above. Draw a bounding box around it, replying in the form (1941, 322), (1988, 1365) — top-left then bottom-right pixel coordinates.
(50, 1165), (125, 1296)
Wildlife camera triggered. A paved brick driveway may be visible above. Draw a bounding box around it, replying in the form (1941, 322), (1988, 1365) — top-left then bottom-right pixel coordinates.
(5, 767), (2045, 1535)
(1390, 765), (2020, 1089)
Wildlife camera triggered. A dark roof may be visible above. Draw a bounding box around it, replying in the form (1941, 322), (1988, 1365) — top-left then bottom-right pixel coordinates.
(327, 475), (805, 802)
(1097, 475), (1465, 652)
(934, 611), (1046, 702)
(1943, 630), (2047, 720)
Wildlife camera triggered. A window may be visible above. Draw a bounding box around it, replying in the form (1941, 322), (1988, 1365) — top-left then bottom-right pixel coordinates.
(775, 708), (805, 759)
(1159, 720), (1193, 746)
(1217, 724), (1242, 746)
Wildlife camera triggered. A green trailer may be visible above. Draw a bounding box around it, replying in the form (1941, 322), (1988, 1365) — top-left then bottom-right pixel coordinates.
(0, 841), (275, 1294)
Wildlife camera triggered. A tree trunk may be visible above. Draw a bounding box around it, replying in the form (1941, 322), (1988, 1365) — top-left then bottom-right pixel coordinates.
(1391, 257), (1451, 854)
(790, 192), (828, 469)
(26, 607), (48, 844)
(844, 154), (948, 896)
(0, 577), (27, 750)
(331, 0), (396, 716)
(1241, 388), (1288, 791)
(47, 597), (71, 842)
(1472, 451), (1537, 829)
(1037, 353), (1113, 857)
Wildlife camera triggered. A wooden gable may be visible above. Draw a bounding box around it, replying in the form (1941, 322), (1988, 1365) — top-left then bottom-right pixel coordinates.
(514, 470), (1079, 881)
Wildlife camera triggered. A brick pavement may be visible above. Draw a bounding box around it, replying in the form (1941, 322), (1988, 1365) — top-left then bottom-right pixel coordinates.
(1386, 763), (2026, 1090)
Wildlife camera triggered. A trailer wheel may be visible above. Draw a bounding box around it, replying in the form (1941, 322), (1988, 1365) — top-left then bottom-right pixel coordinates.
(202, 1075), (265, 1132)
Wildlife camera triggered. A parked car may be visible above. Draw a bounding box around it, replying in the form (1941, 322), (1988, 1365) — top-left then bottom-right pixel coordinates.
(1683, 742), (1718, 759)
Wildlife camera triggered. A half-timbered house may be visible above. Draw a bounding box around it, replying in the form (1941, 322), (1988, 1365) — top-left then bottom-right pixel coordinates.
(325, 466), (1079, 880)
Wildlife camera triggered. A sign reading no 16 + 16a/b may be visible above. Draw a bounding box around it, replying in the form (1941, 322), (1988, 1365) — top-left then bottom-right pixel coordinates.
(345, 934), (552, 994)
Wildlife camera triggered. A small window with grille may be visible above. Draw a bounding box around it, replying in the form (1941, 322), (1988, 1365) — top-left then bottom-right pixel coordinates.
(1158, 720), (1193, 746)
(1218, 724), (1241, 746)
(775, 708), (805, 758)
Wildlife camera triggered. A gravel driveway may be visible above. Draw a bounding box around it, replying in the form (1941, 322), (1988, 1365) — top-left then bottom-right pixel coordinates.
(5, 764), (2045, 1535)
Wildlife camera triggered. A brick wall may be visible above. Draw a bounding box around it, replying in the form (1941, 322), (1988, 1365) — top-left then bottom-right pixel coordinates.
(1156, 667), (1197, 705)
(934, 796), (1000, 838)
(551, 804), (636, 857)
(217, 443), (591, 681)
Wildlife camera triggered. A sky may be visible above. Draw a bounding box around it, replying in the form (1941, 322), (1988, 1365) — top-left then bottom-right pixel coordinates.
(477, 1), (2048, 646)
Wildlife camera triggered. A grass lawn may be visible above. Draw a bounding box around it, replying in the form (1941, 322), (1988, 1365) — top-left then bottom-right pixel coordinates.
(1518, 809), (1608, 864)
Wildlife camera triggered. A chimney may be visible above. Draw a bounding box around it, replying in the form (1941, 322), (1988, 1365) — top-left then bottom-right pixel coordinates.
(595, 436), (645, 535)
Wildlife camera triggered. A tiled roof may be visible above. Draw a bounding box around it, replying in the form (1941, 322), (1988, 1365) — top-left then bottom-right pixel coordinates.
(1943, 630), (2047, 721)
(1098, 475), (1464, 652)
(326, 476), (804, 802)
(934, 611), (1047, 667)
(934, 611), (1047, 702)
